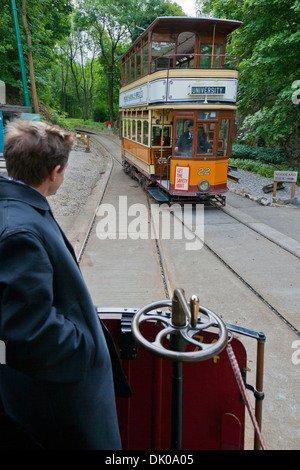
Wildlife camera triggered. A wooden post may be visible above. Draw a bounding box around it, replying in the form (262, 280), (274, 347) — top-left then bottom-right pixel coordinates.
(291, 182), (296, 198)
(273, 181), (277, 197)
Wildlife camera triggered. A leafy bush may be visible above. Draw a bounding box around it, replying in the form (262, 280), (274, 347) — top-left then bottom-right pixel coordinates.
(229, 158), (300, 181)
(232, 143), (287, 164)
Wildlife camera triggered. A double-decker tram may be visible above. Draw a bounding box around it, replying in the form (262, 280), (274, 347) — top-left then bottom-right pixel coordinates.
(119, 16), (243, 205)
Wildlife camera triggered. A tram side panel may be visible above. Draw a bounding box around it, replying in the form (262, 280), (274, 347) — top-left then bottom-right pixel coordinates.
(104, 317), (246, 450)
(170, 158), (228, 196)
(122, 137), (229, 202)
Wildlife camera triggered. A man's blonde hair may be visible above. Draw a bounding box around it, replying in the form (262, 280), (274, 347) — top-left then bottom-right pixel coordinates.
(4, 119), (73, 186)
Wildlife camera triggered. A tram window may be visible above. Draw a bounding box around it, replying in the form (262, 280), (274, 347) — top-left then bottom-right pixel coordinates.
(142, 43), (148, 75)
(131, 55), (135, 81)
(218, 119), (230, 157)
(143, 121), (149, 146)
(151, 41), (175, 72)
(152, 125), (171, 147)
(132, 120), (136, 140)
(137, 120), (142, 143)
(136, 49), (141, 78)
(128, 120), (131, 139)
(126, 59), (130, 83)
(176, 32), (195, 69)
(197, 123), (214, 154)
(174, 119), (194, 156)
(214, 44), (222, 68)
(200, 44), (222, 68)
(200, 44), (212, 68)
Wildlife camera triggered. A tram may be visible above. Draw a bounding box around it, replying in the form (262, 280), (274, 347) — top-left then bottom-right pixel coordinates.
(119, 16), (243, 205)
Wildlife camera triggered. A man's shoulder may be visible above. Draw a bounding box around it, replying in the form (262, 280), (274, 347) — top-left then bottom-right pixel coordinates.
(0, 176), (49, 211)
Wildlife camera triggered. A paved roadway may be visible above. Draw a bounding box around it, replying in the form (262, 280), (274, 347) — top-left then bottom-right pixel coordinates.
(77, 135), (300, 450)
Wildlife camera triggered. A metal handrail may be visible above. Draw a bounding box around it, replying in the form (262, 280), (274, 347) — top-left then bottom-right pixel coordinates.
(151, 53), (240, 72)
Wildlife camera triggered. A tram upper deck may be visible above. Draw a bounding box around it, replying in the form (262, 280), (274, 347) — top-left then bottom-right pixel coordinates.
(119, 16), (243, 110)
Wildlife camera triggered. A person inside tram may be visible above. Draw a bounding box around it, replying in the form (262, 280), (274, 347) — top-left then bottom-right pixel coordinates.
(197, 126), (213, 153)
(175, 121), (194, 156)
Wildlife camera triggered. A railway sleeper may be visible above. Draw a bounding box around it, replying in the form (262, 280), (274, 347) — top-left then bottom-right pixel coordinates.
(263, 182), (285, 193)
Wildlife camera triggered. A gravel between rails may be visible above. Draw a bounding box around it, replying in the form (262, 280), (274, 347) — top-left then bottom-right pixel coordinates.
(48, 140), (109, 236)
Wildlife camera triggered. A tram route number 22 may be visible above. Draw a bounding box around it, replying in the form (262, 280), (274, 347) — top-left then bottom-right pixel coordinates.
(198, 167), (210, 175)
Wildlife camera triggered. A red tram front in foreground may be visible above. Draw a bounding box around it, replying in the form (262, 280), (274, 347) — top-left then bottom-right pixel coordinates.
(99, 288), (266, 451)
(119, 16), (243, 205)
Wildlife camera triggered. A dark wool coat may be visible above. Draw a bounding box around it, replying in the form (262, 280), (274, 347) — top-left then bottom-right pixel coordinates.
(0, 176), (121, 449)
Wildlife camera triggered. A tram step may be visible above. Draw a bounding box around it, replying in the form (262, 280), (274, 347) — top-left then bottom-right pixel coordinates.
(147, 187), (170, 202)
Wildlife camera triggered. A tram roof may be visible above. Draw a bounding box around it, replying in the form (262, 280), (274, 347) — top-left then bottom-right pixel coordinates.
(121, 16), (243, 57)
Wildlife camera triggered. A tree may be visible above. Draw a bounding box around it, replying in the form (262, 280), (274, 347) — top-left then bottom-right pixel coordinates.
(21, 0), (39, 113)
(74, 0), (185, 121)
(114, 0), (185, 42)
(199, 0), (300, 159)
(0, 0), (73, 108)
(75, 0), (127, 122)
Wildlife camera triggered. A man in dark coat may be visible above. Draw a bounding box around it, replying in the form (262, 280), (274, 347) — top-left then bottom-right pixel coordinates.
(0, 120), (121, 449)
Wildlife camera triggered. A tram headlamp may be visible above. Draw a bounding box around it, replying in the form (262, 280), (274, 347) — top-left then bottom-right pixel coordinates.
(198, 179), (210, 192)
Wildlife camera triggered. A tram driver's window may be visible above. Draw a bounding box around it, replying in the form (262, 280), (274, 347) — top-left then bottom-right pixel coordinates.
(218, 119), (230, 157)
(174, 119), (194, 156)
(197, 123), (214, 154)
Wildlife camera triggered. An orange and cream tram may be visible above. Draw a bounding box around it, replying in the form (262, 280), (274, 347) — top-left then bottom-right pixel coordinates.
(119, 16), (242, 205)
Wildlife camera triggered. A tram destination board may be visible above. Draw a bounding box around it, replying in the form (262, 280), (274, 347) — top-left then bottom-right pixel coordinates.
(191, 86), (226, 95)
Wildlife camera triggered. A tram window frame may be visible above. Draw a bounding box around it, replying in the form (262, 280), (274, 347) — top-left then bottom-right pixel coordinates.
(151, 125), (172, 148)
(151, 41), (176, 72)
(137, 120), (142, 143)
(173, 110), (234, 159)
(217, 118), (232, 158)
(142, 39), (149, 76)
(200, 43), (224, 68)
(176, 32), (196, 69)
(126, 56), (130, 84)
(131, 53), (135, 82)
(174, 118), (195, 157)
(196, 122), (215, 155)
(143, 120), (149, 146)
(136, 44), (142, 79)
(123, 115), (150, 147)
(127, 119), (131, 139)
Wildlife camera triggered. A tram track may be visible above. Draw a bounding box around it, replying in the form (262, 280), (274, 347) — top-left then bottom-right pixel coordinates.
(85, 133), (171, 301)
(219, 205), (300, 261)
(74, 133), (299, 450)
(83, 133), (299, 337)
(171, 209), (300, 337)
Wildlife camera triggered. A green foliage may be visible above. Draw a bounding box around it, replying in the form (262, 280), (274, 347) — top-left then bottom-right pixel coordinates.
(232, 144), (287, 164)
(66, 118), (108, 132)
(0, 0), (73, 105)
(229, 157), (299, 180)
(200, 0), (300, 156)
(114, 0), (185, 41)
